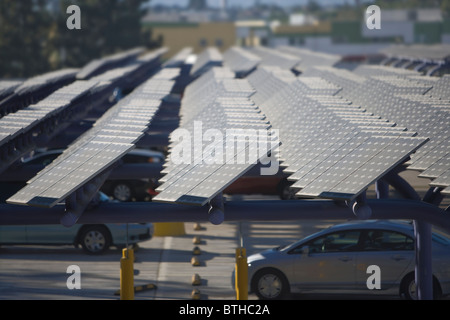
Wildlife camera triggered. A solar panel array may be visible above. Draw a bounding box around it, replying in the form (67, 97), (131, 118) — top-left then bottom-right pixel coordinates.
(152, 45), (447, 205)
(0, 48), (167, 176)
(249, 46), (301, 70)
(302, 62), (450, 196)
(153, 66), (279, 206)
(190, 47), (223, 78)
(0, 69), (78, 118)
(246, 67), (427, 201)
(380, 44), (450, 62)
(163, 47), (193, 68)
(76, 47), (146, 80)
(7, 67), (179, 208)
(0, 81), (22, 100)
(278, 46), (341, 72)
(4, 45), (450, 215)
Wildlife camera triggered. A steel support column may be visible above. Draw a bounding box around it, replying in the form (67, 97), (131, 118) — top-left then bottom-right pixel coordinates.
(413, 220), (433, 300)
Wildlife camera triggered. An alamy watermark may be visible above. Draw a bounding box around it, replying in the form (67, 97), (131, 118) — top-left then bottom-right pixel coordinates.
(366, 5), (381, 30)
(169, 121), (280, 176)
(66, 5), (81, 30)
(66, 265), (81, 290)
(366, 265), (381, 290)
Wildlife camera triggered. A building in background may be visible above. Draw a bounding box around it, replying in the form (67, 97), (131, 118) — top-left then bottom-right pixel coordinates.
(142, 4), (450, 59)
(145, 22), (236, 58)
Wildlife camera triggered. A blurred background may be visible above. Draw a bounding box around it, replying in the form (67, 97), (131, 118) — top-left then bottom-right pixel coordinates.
(1, 0), (450, 79)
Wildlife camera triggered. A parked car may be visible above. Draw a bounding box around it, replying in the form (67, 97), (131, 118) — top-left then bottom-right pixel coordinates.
(243, 220), (450, 300)
(100, 148), (164, 201)
(223, 161), (296, 200)
(0, 193), (154, 255)
(224, 176), (295, 200)
(2, 148), (165, 202)
(0, 222), (153, 255)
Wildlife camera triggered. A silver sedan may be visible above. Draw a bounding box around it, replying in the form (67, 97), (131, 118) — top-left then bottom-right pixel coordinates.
(247, 220), (450, 300)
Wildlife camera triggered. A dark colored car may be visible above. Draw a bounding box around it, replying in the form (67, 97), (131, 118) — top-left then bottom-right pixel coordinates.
(0, 148), (165, 202)
(100, 148), (165, 201)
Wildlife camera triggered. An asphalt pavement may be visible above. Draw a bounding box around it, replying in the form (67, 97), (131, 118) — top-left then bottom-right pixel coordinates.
(0, 218), (343, 300)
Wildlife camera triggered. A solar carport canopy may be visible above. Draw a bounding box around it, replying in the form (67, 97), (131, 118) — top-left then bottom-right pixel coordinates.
(3, 45), (450, 215)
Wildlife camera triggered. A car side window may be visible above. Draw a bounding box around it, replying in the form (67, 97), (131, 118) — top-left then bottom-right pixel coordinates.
(307, 231), (361, 254)
(362, 230), (414, 251)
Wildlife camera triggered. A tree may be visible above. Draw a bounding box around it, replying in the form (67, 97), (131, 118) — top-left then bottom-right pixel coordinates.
(48, 0), (154, 70)
(0, 0), (158, 78)
(0, 0), (52, 78)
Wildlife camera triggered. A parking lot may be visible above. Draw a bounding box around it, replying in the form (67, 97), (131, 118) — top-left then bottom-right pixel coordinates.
(0, 217), (334, 300)
(1, 170), (449, 301)
(3, 216), (442, 301)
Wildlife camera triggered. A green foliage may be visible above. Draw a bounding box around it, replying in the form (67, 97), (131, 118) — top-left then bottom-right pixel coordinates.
(0, 0), (157, 78)
(0, 0), (52, 78)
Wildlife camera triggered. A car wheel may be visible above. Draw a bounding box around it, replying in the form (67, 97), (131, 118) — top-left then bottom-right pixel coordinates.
(252, 268), (289, 300)
(400, 273), (442, 300)
(79, 226), (111, 255)
(113, 182), (133, 202)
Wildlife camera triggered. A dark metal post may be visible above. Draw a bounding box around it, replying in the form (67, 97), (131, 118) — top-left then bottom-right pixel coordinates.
(375, 179), (389, 199)
(413, 220), (433, 300)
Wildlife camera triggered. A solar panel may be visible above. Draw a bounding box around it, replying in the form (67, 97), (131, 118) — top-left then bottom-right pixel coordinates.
(7, 66), (178, 208)
(190, 47), (223, 78)
(278, 46), (341, 73)
(429, 168), (450, 188)
(442, 186), (450, 196)
(153, 64), (282, 206)
(301, 62), (449, 195)
(0, 69), (78, 118)
(76, 47), (146, 80)
(223, 46), (261, 77)
(154, 129), (279, 206)
(7, 142), (133, 207)
(319, 136), (428, 200)
(249, 46), (301, 70)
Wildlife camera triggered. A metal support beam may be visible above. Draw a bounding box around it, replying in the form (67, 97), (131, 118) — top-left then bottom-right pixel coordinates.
(383, 171), (421, 201)
(375, 179), (390, 199)
(208, 193), (225, 225)
(413, 220), (433, 300)
(384, 170), (434, 300)
(0, 199), (448, 231)
(413, 186), (445, 300)
(352, 191), (372, 220)
(61, 169), (112, 227)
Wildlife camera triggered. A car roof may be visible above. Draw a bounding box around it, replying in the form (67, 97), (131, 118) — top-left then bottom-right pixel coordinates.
(281, 220), (416, 252)
(325, 220), (414, 233)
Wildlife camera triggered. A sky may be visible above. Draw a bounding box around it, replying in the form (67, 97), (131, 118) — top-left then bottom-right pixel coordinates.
(147, 0), (362, 8)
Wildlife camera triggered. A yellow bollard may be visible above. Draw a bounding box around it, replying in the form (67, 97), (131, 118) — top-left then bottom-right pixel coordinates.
(153, 222), (186, 236)
(235, 247), (248, 300)
(120, 248), (134, 300)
